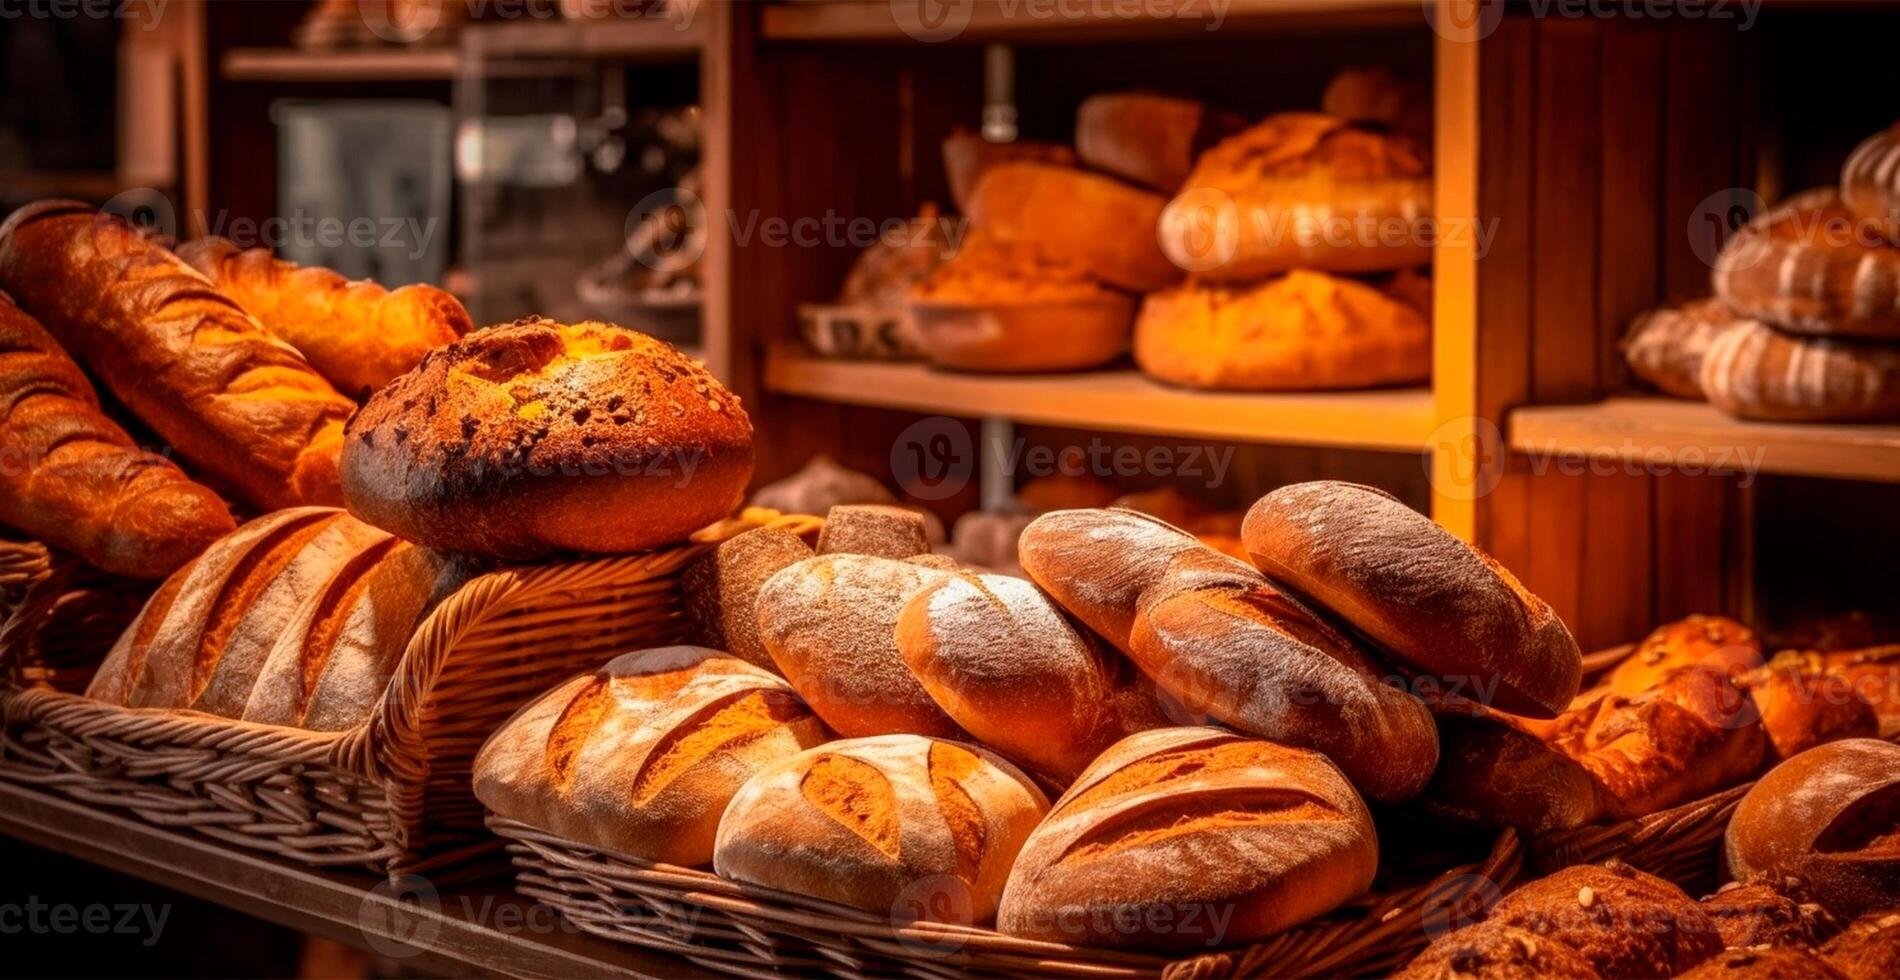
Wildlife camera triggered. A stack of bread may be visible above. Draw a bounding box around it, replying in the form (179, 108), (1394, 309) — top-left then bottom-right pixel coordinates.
(1623, 119), (1900, 423)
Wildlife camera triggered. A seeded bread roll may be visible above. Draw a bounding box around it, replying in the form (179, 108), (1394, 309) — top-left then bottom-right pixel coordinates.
(1680, 946), (1847, 979)
(474, 647), (829, 866)
(1727, 738), (1900, 920)
(1822, 908), (1900, 979)
(681, 527), (813, 671)
(1699, 318), (1900, 424)
(341, 318), (754, 560)
(714, 734), (1048, 924)
(756, 553), (962, 738)
(967, 162), (1181, 293)
(1242, 481), (1583, 718)
(1699, 881), (1837, 950)
(1074, 92), (1245, 194)
(1843, 122), (1900, 234)
(816, 504), (930, 559)
(996, 727), (1378, 950)
(1747, 666), (1879, 763)
(1486, 862), (1722, 978)
(1607, 614), (1762, 696)
(1713, 189), (1900, 340)
(1393, 921), (1602, 980)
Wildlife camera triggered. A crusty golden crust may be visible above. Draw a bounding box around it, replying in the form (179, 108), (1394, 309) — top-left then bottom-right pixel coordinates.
(1713, 188), (1900, 339)
(1700, 318), (1900, 424)
(1608, 615), (1762, 696)
(1620, 299), (1753, 401)
(1727, 738), (1900, 921)
(1486, 863), (1722, 978)
(966, 163), (1180, 293)
(340, 317), (753, 560)
(1679, 946), (1847, 979)
(1821, 908), (1900, 980)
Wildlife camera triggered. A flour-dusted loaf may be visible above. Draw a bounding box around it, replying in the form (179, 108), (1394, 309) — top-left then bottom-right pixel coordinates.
(1698, 318), (1900, 423)
(1712, 189), (1900, 340)
(1727, 738), (1900, 920)
(474, 646), (829, 866)
(966, 162), (1181, 292)
(1606, 614), (1762, 696)
(681, 526), (814, 671)
(341, 317), (754, 560)
(0, 200), (355, 509)
(1621, 298), (1755, 400)
(816, 504), (931, 559)
(996, 727), (1378, 950)
(1242, 481), (1582, 718)
(1843, 121), (1900, 234)
(0, 291), (232, 577)
(1074, 92), (1245, 193)
(749, 454), (894, 514)
(713, 734), (1048, 924)
(1484, 862), (1722, 978)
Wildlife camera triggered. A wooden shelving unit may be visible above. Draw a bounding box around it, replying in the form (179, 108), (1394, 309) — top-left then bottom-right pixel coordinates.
(760, 0), (1419, 43)
(222, 46), (460, 82)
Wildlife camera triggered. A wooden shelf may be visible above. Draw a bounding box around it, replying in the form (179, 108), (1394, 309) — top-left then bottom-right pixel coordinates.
(222, 47), (461, 82)
(762, 0), (1421, 43)
(223, 21), (702, 82)
(1509, 396), (1900, 484)
(0, 781), (700, 979)
(766, 349), (1435, 451)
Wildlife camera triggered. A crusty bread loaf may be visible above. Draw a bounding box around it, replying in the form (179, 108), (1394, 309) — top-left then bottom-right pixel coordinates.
(1074, 92), (1245, 193)
(1843, 121), (1900, 236)
(1486, 862), (1722, 978)
(896, 571), (1159, 783)
(0, 291), (233, 578)
(682, 527), (813, 671)
(966, 162), (1181, 292)
(1679, 947), (1848, 979)
(713, 734), (1048, 924)
(1622, 298), (1754, 400)
(176, 236), (470, 397)
(341, 317), (754, 560)
(996, 727), (1378, 949)
(1727, 738), (1900, 920)
(1607, 614), (1762, 696)
(1712, 189), (1900, 340)
(1242, 481), (1582, 718)
(1134, 270), (1430, 391)
(1747, 666), (1879, 763)
(1018, 507), (1238, 652)
(1393, 920), (1602, 980)
(1699, 318), (1900, 423)
(1424, 716), (1605, 833)
(474, 646), (829, 865)
(942, 128), (1077, 213)
(755, 553), (963, 738)
(0, 200), (354, 509)
(816, 504), (930, 560)
(1699, 881), (1837, 950)
(1822, 908), (1900, 979)
(1768, 645), (1900, 739)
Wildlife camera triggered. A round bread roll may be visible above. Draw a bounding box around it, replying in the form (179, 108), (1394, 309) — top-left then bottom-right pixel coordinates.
(1748, 666), (1879, 763)
(1394, 921), (1602, 980)
(966, 162), (1181, 293)
(1699, 318), (1900, 424)
(472, 646), (828, 866)
(1699, 881), (1837, 950)
(1621, 299), (1754, 400)
(1822, 908), (1900, 979)
(1607, 614), (1762, 696)
(1074, 92), (1246, 194)
(713, 734), (1048, 924)
(681, 526), (814, 671)
(755, 553), (963, 738)
(1678, 946), (1847, 979)
(340, 318), (753, 559)
(1712, 189), (1900, 340)
(996, 727), (1377, 950)
(1842, 121), (1900, 235)
(1486, 862), (1722, 978)
(1242, 481), (1583, 718)
(1726, 738), (1900, 920)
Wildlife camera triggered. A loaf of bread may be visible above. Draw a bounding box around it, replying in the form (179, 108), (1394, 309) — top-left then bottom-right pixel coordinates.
(1159, 113), (1432, 280)
(1393, 921), (1602, 980)
(1621, 299), (1754, 400)
(0, 200), (354, 509)
(1485, 862), (1722, 978)
(1712, 189), (1900, 340)
(755, 553), (963, 738)
(1134, 270), (1430, 391)
(896, 570), (1160, 782)
(0, 291), (233, 578)
(1822, 908), (1900, 979)
(1748, 666), (1879, 762)
(1772, 645), (1900, 738)
(341, 317), (754, 559)
(713, 734), (1048, 924)
(682, 527), (813, 671)
(996, 727), (1378, 949)
(1242, 481), (1582, 718)
(1322, 66), (1432, 147)
(1843, 121), (1900, 236)
(1727, 738), (1900, 920)
(474, 647), (829, 865)
(749, 454), (894, 514)
(1424, 716), (1605, 833)
(1680, 947), (1848, 978)
(175, 236), (470, 397)
(1074, 92), (1245, 193)
(816, 504), (930, 559)
(1018, 508), (1439, 801)
(1607, 615), (1762, 696)
(1699, 881), (1837, 950)
(1699, 318), (1900, 423)
(966, 163), (1181, 292)
(942, 128), (1077, 213)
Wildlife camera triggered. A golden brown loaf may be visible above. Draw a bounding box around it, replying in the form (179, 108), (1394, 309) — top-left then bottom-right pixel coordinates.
(941, 128), (1077, 213)
(816, 504), (931, 560)
(1242, 481), (1583, 718)
(1698, 318), (1900, 423)
(1726, 738), (1900, 920)
(1698, 881), (1837, 950)
(1160, 112), (1432, 280)
(755, 553), (963, 738)
(1712, 189), (1900, 340)
(966, 162), (1182, 292)
(340, 318), (754, 560)
(1074, 92), (1246, 193)
(0, 291), (233, 578)
(996, 727), (1378, 950)
(681, 526), (813, 671)
(0, 200), (354, 509)
(1822, 908), (1900, 979)
(1393, 921), (1603, 980)
(1485, 862), (1722, 978)
(713, 734), (1048, 924)
(1768, 645), (1900, 738)
(1424, 716), (1605, 833)
(1843, 122), (1900, 234)
(1678, 947), (1848, 979)
(1747, 666), (1879, 763)
(1607, 614), (1762, 696)
(1621, 299), (1754, 400)
(175, 236), (470, 397)
(1134, 270), (1430, 391)
(473, 647), (829, 866)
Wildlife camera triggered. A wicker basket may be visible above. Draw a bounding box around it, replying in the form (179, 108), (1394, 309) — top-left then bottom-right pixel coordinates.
(487, 813), (1522, 980)
(0, 510), (820, 879)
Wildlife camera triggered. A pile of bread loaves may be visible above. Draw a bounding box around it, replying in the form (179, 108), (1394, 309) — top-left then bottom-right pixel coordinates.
(1624, 118), (1900, 423)
(890, 69), (1434, 387)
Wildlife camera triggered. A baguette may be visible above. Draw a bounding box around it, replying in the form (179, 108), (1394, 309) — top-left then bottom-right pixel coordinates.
(175, 236), (470, 396)
(0, 290), (233, 577)
(0, 201), (354, 509)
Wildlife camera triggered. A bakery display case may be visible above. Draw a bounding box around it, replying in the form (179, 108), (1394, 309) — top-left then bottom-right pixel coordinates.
(2, 2), (1899, 978)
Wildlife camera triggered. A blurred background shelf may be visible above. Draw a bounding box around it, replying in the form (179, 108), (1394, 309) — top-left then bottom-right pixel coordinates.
(1510, 397), (1900, 484)
(766, 349), (1436, 451)
(760, 0), (1422, 43)
(222, 47), (460, 82)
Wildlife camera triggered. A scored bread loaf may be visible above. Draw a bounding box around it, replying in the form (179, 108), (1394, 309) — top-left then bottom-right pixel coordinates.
(996, 727), (1378, 950)
(1393, 920), (1601, 980)
(1726, 738), (1900, 920)
(1074, 92), (1245, 194)
(1699, 318), (1900, 423)
(1712, 189), (1900, 340)
(749, 454), (895, 515)
(176, 236), (470, 396)
(1606, 614), (1762, 696)
(681, 526), (814, 671)
(0, 291), (233, 578)
(1621, 298), (1754, 400)
(1242, 481), (1582, 718)
(966, 162), (1181, 292)
(0, 200), (355, 509)
(474, 647), (829, 865)
(341, 317), (754, 559)
(1843, 121), (1900, 235)
(1484, 862), (1722, 978)
(713, 734), (1049, 924)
